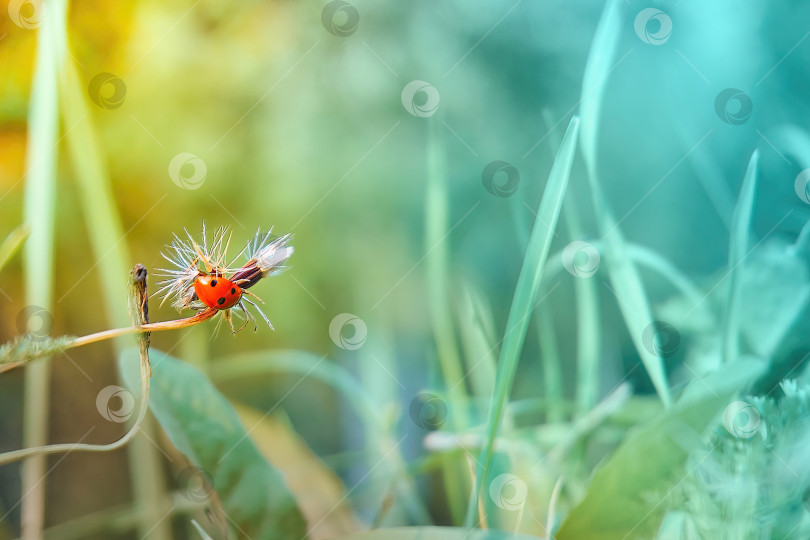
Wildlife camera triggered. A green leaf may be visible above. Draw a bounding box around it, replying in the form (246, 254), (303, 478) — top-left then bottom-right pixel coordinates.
(0, 225), (30, 273)
(465, 115), (579, 527)
(557, 359), (765, 540)
(578, 0), (672, 408)
(119, 349), (307, 540)
(327, 527), (541, 540)
(722, 150), (759, 363)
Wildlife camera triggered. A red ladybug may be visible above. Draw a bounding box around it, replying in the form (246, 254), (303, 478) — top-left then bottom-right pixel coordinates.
(194, 275), (242, 310)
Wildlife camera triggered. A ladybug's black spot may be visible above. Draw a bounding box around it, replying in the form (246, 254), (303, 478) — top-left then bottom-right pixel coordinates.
(210, 279), (218, 287)
(217, 297), (226, 306)
(231, 288), (236, 294)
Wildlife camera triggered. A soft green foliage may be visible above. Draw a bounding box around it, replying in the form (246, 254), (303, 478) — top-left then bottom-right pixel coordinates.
(558, 359), (765, 540)
(672, 381), (810, 538)
(466, 116), (579, 527)
(327, 528), (540, 540)
(119, 349), (307, 540)
(5, 0), (810, 538)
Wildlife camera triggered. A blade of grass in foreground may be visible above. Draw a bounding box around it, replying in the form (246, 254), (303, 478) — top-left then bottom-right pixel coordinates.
(578, 0), (672, 407)
(541, 108), (602, 415)
(20, 0), (66, 537)
(427, 116), (470, 523)
(722, 150), (759, 364)
(0, 225), (30, 272)
(464, 116), (580, 528)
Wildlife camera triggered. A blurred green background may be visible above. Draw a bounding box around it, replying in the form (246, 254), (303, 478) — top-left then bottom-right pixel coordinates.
(3, 0), (810, 538)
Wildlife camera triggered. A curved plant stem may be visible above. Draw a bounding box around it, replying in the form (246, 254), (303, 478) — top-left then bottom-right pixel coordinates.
(0, 295), (216, 465)
(0, 351), (150, 467)
(68, 309), (217, 349)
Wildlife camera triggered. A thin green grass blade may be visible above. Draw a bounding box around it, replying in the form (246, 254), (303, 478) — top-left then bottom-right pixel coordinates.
(0, 225), (30, 273)
(565, 202), (602, 416)
(579, 0), (622, 169)
(464, 116), (580, 528)
(20, 1), (66, 536)
(427, 117), (470, 523)
(457, 285), (498, 413)
(537, 305), (565, 422)
(540, 107), (602, 418)
(579, 0), (672, 407)
(588, 185), (672, 407)
(722, 150), (759, 363)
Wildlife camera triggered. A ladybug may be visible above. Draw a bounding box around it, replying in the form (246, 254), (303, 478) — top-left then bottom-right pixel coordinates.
(194, 275), (242, 310)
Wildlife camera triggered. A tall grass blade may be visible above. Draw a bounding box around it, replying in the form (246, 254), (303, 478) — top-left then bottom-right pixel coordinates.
(464, 116), (580, 528)
(20, 0), (67, 536)
(537, 305), (565, 422)
(456, 285), (498, 414)
(722, 150), (759, 363)
(426, 117), (470, 522)
(579, 0), (672, 407)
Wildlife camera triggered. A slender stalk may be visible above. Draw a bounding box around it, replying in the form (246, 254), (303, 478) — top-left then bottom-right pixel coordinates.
(68, 309), (217, 349)
(20, 0), (66, 536)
